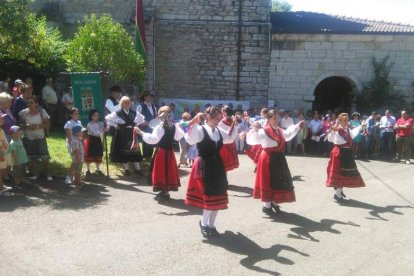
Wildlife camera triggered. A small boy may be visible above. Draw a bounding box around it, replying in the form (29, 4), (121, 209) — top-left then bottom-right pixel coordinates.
(70, 125), (85, 188)
(9, 126), (29, 187)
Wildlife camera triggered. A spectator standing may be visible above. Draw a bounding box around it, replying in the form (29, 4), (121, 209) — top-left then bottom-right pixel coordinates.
(70, 125), (86, 188)
(0, 75), (11, 92)
(41, 77), (58, 129)
(9, 126), (29, 187)
(308, 112), (323, 155)
(61, 86), (74, 118)
(0, 115), (11, 193)
(105, 85), (121, 114)
(19, 96), (53, 181)
(136, 90), (157, 159)
(12, 79), (24, 99)
(64, 108), (84, 184)
(395, 110), (413, 164)
(379, 110), (396, 161)
(279, 111), (294, 154)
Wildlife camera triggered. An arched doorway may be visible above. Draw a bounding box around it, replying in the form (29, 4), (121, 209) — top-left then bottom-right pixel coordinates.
(312, 76), (354, 114)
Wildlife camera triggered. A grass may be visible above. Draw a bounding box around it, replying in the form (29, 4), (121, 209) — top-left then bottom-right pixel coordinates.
(47, 130), (126, 178)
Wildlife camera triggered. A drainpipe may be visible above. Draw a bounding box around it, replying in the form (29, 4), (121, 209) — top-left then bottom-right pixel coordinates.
(235, 0), (243, 101)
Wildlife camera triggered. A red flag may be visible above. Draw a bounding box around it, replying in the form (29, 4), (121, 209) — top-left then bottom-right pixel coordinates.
(135, 0), (146, 60)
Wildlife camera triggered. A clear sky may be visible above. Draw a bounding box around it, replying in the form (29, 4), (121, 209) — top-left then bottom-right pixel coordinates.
(286, 0), (414, 25)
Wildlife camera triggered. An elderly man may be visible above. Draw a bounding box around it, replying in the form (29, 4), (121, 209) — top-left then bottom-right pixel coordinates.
(395, 110), (413, 164)
(41, 77), (58, 128)
(136, 90), (157, 159)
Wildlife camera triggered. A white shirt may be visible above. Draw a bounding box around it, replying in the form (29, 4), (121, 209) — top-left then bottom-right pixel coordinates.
(87, 121), (105, 137)
(379, 116), (396, 133)
(136, 102), (155, 117)
(280, 116), (294, 129)
(105, 110), (145, 127)
(246, 124), (300, 148)
(61, 93), (73, 105)
(41, 85), (58, 104)
(217, 120), (239, 144)
(105, 99), (120, 114)
(327, 126), (362, 145)
(185, 124), (234, 145)
(142, 123), (185, 145)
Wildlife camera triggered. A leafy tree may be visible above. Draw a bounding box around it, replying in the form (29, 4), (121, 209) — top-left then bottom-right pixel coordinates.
(0, 0), (66, 74)
(65, 14), (145, 84)
(355, 56), (408, 114)
(272, 0), (292, 12)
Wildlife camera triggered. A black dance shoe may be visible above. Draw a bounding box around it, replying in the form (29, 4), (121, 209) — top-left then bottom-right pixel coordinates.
(124, 169), (130, 176)
(271, 203), (283, 214)
(199, 221), (210, 238)
(208, 227), (220, 238)
(341, 191), (347, 198)
(334, 194), (344, 202)
(262, 206), (275, 216)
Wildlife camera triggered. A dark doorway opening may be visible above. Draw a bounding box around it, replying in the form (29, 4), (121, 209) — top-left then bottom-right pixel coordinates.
(312, 76), (354, 114)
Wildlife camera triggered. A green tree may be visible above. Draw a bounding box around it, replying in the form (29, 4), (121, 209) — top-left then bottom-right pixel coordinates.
(65, 14), (145, 84)
(0, 0), (66, 74)
(272, 0), (292, 12)
(355, 56), (408, 114)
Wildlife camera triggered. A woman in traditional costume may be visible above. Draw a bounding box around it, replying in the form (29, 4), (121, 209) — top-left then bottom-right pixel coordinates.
(105, 96), (144, 175)
(135, 106), (184, 200)
(218, 105), (239, 172)
(246, 109), (303, 215)
(326, 113), (365, 202)
(185, 106), (238, 238)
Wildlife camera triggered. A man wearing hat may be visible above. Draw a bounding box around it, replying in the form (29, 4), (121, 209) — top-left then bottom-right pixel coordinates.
(136, 90), (157, 158)
(12, 79), (24, 99)
(105, 85), (121, 115)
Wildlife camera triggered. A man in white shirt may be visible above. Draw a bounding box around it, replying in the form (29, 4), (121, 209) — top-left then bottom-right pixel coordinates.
(41, 77), (58, 128)
(308, 112), (323, 155)
(136, 90), (157, 158)
(280, 110), (295, 154)
(379, 110), (396, 161)
(105, 85), (121, 114)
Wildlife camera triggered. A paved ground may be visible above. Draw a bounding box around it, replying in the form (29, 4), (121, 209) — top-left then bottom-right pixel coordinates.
(1, 154), (413, 275)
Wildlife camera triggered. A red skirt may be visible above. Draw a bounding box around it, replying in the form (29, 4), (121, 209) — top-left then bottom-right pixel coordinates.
(326, 146), (365, 188)
(84, 136), (103, 163)
(152, 148), (180, 192)
(245, 144), (263, 164)
(185, 157), (228, 210)
(219, 142), (239, 172)
(254, 150), (295, 204)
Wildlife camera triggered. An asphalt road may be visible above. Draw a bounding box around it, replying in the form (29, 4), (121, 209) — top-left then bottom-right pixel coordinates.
(1, 154), (413, 275)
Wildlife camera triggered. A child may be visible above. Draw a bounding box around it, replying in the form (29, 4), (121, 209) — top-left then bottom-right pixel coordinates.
(70, 125), (85, 188)
(186, 143), (198, 167)
(64, 107), (83, 184)
(177, 112), (191, 167)
(0, 114), (12, 194)
(84, 109), (108, 175)
(135, 106), (185, 201)
(9, 126), (29, 187)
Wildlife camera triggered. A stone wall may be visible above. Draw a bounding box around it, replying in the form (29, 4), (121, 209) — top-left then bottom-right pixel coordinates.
(269, 33), (414, 111)
(31, 0), (272, 107)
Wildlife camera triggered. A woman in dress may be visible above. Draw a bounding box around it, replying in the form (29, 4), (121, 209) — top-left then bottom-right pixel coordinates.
(218, 105), (239, 172)
(326, 113), (365, 202)
(18, 96), (53, 181)
(185, 106), (238, 238)
(350, 112), (362, 158)
(105, 96), (145, 175)
(246, 109), (303, 215)
(135, 106), (184, 200)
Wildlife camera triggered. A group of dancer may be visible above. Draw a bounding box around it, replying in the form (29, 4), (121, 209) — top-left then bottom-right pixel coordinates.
(105, 97), (366, 239)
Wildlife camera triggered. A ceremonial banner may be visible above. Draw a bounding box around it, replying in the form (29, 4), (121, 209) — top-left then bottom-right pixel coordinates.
(135, 0), (146, 60)
(70, 72), (104, 125)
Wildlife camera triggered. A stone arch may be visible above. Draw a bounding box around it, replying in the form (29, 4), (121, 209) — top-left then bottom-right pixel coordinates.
(310, 72), (361, 114)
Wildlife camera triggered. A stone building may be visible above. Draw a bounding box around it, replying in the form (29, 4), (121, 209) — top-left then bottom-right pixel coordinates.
(30, 1), (414, 111)
(270, 12), (414, 113)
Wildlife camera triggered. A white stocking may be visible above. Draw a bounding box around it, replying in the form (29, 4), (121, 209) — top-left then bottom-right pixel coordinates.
(208, 211), (219, 228)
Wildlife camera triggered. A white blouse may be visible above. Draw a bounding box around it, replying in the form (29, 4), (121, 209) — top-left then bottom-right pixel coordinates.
(142, 123), (185, 145)
(105, 109), (145, 127)
(327, 125), (362, 145)
(87, 121), (105, 137)
(217, 121), (239, 144)
(246, 124), (300, 149)
(185, 124), (234, 145)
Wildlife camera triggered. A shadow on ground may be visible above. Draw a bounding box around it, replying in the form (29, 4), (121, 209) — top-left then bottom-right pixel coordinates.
(204, 231), (309, 275)
(267, 212), (359, 242)
(340, 199), (414, 221)
(157, 198), (200, 216)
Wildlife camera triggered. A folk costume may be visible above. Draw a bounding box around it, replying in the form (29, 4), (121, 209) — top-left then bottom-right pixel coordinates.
(246, 124), (300, 214)
(326, 125), (365, 201)
(84, 120), (105, 172)
(245, 118), (267, 164)
(138, 101), (157, 159)
(218, 117), (239, 172)
(142, 122), (184, 199)
(105, 108), (144, 172)
(185, 123), (235, 238)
